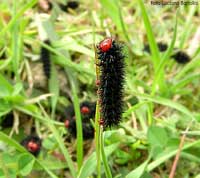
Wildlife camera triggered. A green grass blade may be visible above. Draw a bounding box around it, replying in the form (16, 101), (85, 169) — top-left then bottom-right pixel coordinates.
(122, 101), (149, 118)
(151, 12), (178, 95)
(181, 152), (200, 163)
(78, 143), (119, 178)
(138, 0), (160, 68)
(174, 55), (200, 80)
(101, 131), (112, 178)
(67, 69), (83, 171)
(0, 74), (13, 96)
(179, 6), (197, 48)
(11, 1), (20, 82)
(95, 101), (101, 178)
(116, 1), (131, 44)
(147, 139), (200, 171)
(99, 0), (123, 32)
(171, 73), (199, 92)
(126, 159), (149, 178)
(136, 92), (195, 120)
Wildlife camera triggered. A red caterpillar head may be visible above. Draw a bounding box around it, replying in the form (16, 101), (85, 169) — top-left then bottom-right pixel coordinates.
(21, 135), (42, 156)
(81, 106), (90, 114)
(27, 141), (40, 152)
(64, 119), (70, 128)
(98, 38), (112, 52)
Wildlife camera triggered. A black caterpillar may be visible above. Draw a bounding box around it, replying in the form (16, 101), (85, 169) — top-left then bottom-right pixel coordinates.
(59, 1), (79, 12)
(171, 50), (191, 64)
(97, 38), (125, 128)
(40, 40), (51, 79)
(143, 42), (168, 53)
(64, 101), (96, 139)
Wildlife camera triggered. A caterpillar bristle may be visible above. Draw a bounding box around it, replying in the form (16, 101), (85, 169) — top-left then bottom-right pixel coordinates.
(97, 38), (125, 128)
(40, 40), (51, 79)
(158, 42), (168, 52)
(171, 50), (191, 64)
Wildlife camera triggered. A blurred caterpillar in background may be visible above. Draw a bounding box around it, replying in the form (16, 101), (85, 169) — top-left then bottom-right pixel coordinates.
(64, 101), (96, 139)
(143, 42), (191, 64)
(143, 42), (168, 53)
(171, 50), (191, 64)
(96, 38), (125, 128)
(40, 40), (51, 79)
(59, 1), (79, 12)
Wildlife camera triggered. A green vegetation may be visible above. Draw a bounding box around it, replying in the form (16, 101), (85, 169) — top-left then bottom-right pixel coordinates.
(0, 0), (200, 177)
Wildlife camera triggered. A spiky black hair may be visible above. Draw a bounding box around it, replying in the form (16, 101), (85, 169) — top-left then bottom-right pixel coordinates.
(97, 38), (125, 128)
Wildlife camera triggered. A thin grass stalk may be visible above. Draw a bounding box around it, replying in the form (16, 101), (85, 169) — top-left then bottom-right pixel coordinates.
(94, 45), (102, 178)
(66, 69), (83, 171)
(101, 130), (112, 178)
